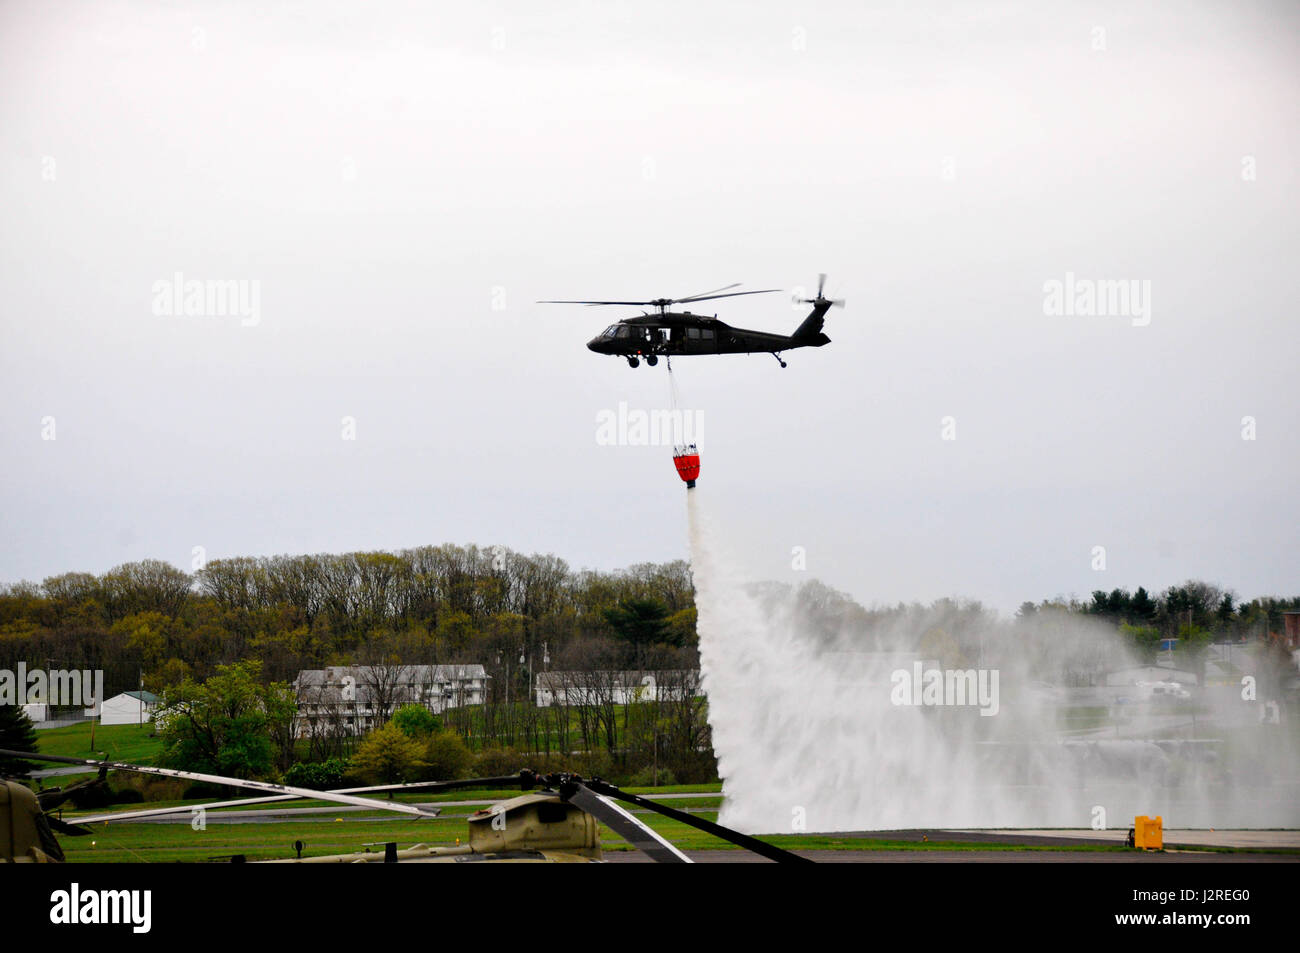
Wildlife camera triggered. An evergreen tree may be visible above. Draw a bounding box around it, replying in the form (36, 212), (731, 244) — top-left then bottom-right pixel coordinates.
(1130, 587), (1156, 622)
(0, 705), (39, 777)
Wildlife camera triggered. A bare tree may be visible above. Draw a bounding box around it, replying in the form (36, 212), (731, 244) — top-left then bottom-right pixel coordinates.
(356, 636), (415, 727)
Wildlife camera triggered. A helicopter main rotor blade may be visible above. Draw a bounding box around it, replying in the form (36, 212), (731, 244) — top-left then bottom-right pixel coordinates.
(582, 777), (813, 864)
(362, 772), (541, 794)
(0, 749), (438, 819)
(71, 772), (538, 825)
(47, 817), (94, 837)
(537, 299), (656, 306)
(673, 283), (740, 302)
(671, 288), (781, 304)
(75, 793), (316, 825)
(559, 780), (691, 863)
(538, 287), (780, 307)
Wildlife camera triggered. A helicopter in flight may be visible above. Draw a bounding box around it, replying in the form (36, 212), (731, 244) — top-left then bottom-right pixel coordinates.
(540, 273), (845, 368)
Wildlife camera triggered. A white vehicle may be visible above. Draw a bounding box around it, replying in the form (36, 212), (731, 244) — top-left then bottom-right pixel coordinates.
(1136, 679), (1191, 699)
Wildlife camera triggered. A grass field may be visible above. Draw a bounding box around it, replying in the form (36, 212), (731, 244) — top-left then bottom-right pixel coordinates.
(36, 722), (162, 763)
(49, 780), (1295, 862)
(58, 807), (1147, 863)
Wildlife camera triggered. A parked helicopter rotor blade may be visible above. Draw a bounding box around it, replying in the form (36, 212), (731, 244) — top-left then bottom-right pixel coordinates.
(47, 816), (93, 837)
(582, 777), (813, 864)
(71, 772), (538, 826)
(364, 771), (542, 794)
(36, 768), (108, 813)
(0, 749), (439, 819)
(558, 779), (691, 863)
(76, 794), (317, 825)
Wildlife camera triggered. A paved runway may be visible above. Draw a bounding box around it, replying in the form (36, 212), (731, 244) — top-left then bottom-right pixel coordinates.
(963, 828), (1300, 849)
(606, 847), (1298, 863)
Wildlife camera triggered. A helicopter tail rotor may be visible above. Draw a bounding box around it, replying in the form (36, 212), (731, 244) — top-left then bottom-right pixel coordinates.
(794, 272), (845, 309)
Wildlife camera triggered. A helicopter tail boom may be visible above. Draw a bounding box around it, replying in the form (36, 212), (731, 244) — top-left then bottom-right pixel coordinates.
(790, 303), (833, 346)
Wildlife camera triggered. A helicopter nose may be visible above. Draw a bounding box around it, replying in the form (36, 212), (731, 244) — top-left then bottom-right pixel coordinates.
(587, 338), (601, 352)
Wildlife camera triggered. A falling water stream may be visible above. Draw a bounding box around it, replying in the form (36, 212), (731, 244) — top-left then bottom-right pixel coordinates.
(687, 489), (1299, 833)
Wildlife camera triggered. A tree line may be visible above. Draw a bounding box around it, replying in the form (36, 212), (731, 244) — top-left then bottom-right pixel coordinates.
(0, 545), (696, 702)
(2, 545), (1295, 785)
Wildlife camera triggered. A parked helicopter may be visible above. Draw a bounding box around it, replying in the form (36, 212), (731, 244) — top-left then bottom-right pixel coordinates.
(540, 273), (845, 368)
(1, 750), (810, 864)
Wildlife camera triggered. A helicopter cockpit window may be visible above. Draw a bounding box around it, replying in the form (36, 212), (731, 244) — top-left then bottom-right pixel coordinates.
(603, 326), (618, 338)
(615, 326), (630, 338)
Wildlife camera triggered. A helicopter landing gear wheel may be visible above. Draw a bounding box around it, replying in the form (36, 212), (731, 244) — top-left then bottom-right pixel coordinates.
(627, 356), (640, 368)
(645, 354), (658, 367)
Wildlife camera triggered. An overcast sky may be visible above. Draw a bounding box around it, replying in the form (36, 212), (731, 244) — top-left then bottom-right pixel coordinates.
(2, 1), (1296, 613)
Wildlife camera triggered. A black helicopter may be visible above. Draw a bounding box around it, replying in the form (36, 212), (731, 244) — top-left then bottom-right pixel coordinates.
(540, 273), (845, 368)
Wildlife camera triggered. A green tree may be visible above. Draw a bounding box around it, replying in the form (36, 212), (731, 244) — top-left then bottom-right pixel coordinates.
(435, 610), (476, 654)
(112, 610), (173, 672)
(158, 660), (295, 778)
(352, 722), (427, 784)
(0, 705), (38, 776)
(1120, 623), (1162, 665)
(284, 759), (350, 789)
(392, 703), (441, 738)
(422, 730), (472, 780)
(603, 599), (670, 658)
(1130, 587), (1157, 623)
(665, 607), (698, 648)
(1174, 623), (1213, 685)
(262, 679), (300, 773)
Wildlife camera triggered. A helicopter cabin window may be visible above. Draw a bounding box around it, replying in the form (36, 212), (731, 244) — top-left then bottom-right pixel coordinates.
(701, 328), (715, 340)
(687, 327), (701, 339)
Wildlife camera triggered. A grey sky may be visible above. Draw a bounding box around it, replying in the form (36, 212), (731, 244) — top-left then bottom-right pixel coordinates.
(2, 1), (1296, 613)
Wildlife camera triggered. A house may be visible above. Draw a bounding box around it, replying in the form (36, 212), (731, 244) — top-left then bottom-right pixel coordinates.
(293, 664), (488, 737)
(1105, 666), (1197, 689)
(91, 691), (160, 726)
(20, 703), (46, 723)
(534, 671), (701, 708)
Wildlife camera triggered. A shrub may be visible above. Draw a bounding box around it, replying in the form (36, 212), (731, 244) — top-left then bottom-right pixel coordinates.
(422, 731), (472, 781)
(68, 783), (113, 809)
(627, 766), (676, 788)
(471, 746), (524, 777)
(351, 723), (427, 784)
(391, 704), (442, 738)
(284, 759), (350, 790)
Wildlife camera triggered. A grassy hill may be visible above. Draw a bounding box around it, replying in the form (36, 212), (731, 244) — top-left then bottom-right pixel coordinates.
(36, 722), (163, 764)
